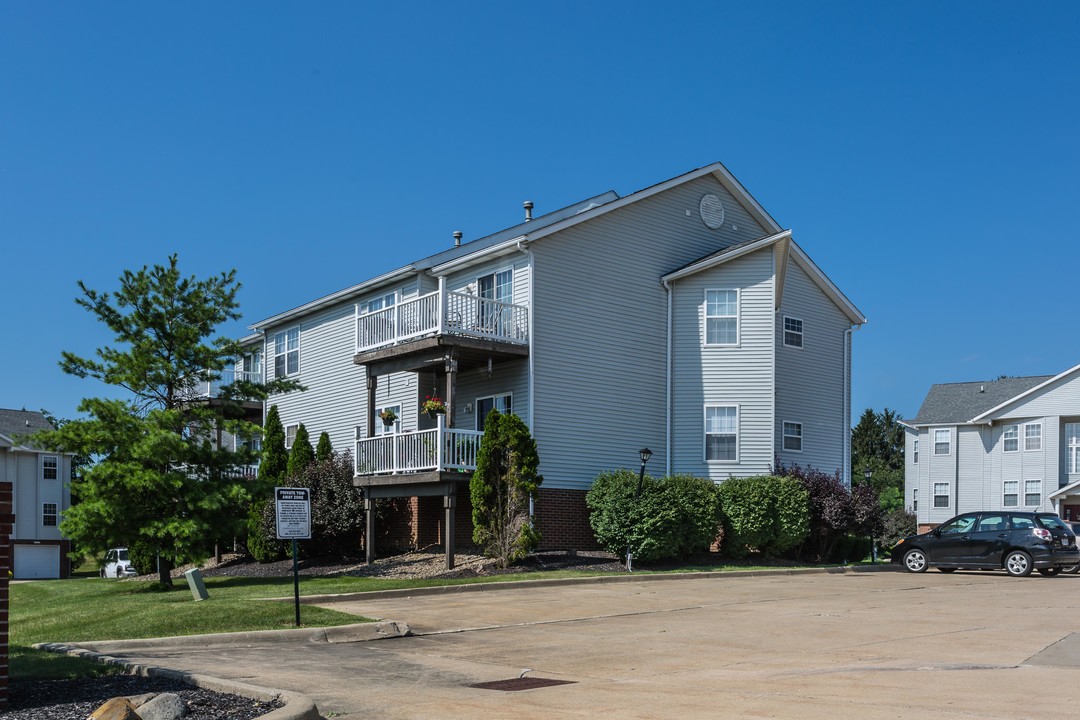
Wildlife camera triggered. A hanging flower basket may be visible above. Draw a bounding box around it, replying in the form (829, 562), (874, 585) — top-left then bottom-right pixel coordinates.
(378, 409), (397, 426)
(421, 395), (447, 418)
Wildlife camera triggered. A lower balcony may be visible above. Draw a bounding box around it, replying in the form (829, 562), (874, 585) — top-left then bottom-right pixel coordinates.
(355, 425), (483, 477)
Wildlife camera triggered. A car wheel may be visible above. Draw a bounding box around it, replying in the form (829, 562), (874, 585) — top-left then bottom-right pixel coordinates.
(1004, 550), (1034, 577)
(1065, 564), (1080, 574)
(937, 568), (957, 573)
(1038, 567), (1062, 577)
(903, 548), (928, 573)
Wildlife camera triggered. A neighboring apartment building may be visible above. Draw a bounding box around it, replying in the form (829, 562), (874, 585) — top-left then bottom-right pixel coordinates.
(248, 162), (865, 562)
(0, 409), (72, 578)
(904, 364), (1080, 530)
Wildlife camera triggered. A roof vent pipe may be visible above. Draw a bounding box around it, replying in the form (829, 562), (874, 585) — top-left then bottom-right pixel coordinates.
(453, 231), (463, 247)
(979, 385), (985, 393)
(523, 200), (534, 222)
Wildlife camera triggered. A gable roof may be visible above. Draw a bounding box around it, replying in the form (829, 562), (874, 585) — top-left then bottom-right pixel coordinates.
(907, 375), (1055, 426)
(251, 162), (780, 331)
(970, 361), (1080, 423)
(660, 230), (866, 325)
(0, 409), (53, 449)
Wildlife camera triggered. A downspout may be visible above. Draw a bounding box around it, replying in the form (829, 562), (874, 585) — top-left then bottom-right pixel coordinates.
(516, 240), (536, 516)
(662, 277), (673, 476)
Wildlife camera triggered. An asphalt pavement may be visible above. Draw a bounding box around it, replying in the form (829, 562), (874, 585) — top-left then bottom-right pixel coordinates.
(59, 567), (1080, 719)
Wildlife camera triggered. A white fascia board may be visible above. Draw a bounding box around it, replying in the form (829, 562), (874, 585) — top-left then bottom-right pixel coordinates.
(787, 242), (867, 325)
(428, 236), (528, 275)
(970, 361), (1080, 423)
(1049, 477), (1080, 499)
(707, 165), (783, 233)
(249, 266), (417, 331)
(661, 230), (792, 283)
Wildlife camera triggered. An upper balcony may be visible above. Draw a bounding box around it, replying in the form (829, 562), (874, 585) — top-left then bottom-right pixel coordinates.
(354, 285), (529, 373)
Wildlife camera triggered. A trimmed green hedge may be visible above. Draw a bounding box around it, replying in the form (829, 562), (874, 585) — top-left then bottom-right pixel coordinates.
(717, 475), (809, 558)
(587, 470), (720, 563)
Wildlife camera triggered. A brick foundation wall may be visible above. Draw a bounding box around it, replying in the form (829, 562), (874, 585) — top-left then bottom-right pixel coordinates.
(0, 482), (13, 709)
(534, 488), (599, 551)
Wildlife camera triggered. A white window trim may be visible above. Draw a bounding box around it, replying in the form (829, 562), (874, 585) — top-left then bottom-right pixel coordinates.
(1024, 478), (1042, 507)
(912, 439), (919, 464)
(703, 289), (740, 347)
(42, 455), (59, 481)
(1002, 480), (1019, 507)
(782, 316), (804, 349)
(1002, 424), (1019, 453)
(273, 326), (301, 378)
(782, 420), (803, 452)
(1068, 423), (1080, 474)
(933, 428), (952, 456)
(1023, 422), (1042, 452)
(362, 291), (397, 315)
(704, 404), (739, 463)
(474, 393), (513, 431)
(933, 481), (951, 508)
(285, 423), (299, 450)
(42, 502), (58, 527)
(376, 404), (401, 436)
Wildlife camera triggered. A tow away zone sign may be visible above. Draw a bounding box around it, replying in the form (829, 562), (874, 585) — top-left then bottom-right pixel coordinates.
(275, 487), (311, 540)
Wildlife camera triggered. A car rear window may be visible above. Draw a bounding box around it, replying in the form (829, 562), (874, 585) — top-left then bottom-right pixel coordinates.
(1010, 515), (1036, 529)
(118, 550), (129, 561)
(1037, 515), (1068, 530)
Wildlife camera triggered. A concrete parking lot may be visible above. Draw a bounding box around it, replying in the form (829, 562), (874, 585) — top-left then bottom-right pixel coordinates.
(76, 568), (1080, 719)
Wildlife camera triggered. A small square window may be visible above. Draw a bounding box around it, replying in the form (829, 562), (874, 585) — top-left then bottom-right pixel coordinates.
(1024, 479), (1041, 506)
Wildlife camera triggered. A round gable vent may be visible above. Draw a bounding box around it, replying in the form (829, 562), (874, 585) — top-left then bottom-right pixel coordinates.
(699, 194), (725, 230)
(699, 194), (725, 231)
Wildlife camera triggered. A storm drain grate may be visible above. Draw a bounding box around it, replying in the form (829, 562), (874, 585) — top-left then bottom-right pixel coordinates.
(470, 677), (577, 692)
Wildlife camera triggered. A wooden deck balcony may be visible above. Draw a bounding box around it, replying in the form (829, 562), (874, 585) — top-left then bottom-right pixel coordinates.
(355, 420), (483, 478)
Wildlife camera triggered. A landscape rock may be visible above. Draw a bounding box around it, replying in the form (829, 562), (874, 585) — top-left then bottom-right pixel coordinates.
(89, 696), (140, 720)
(136, 692), (186, 720)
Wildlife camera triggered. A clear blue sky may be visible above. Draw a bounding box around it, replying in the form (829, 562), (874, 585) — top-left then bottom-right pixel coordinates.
(3, 2), (1078, 425)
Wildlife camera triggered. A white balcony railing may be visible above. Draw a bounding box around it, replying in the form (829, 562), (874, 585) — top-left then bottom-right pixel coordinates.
(187, 369), (262, 399)
(355, 421), (483, 476)
(356, 288), (528, 354)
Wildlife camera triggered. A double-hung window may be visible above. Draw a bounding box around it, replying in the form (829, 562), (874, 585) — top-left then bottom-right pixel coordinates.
(782, 421), (802, 452)
(273, 327), (300, 377)
(704, 290), (738, 346)
(285, 424), (299, 449)
(1067, 424), (1080, 474)
(1024, 479), (1042, 506)
(783, 316), (803, 348)
(1002, 425), (1019, 453)
(933, 482), (950, 508)
(475, 394), (512, 431)
(1003, 480), (1019, 507)
(705, 405), (738, 461)
(1024, 422), (1042, 451)
(42, 455), (58, 481)
(42, 503), (58, 527)
(933, 428), (951, 455)
(912, 439), (919, 464)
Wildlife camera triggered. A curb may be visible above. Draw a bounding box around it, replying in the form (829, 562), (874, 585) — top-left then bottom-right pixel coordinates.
(302, 562), (898, 604)
(38, 620), (411, 654)
(32, 643), (320, 720)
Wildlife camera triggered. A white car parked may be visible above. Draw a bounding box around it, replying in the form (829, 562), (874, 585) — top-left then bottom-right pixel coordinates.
(100, 548), (138, 578)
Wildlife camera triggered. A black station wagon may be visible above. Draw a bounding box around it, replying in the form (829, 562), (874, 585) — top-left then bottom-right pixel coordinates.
(891, 511), (1080, 577)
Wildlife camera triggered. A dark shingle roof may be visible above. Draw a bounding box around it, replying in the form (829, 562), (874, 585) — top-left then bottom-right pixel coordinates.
(0, 409), (53, 447)
(909, 376), (1055, 425)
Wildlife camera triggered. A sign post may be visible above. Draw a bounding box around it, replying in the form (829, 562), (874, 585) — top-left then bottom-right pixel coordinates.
(275, 487), (311, 627)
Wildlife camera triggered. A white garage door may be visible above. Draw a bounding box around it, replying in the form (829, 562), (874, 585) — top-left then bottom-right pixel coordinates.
(13, 545), (60, 579)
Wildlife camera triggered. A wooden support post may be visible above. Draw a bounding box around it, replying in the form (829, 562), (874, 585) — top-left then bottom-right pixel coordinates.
(444, 493), (456, 570)
(366, 374), (377, 438)
(365, 496), (375, 565)
(445, 355), (458, 429)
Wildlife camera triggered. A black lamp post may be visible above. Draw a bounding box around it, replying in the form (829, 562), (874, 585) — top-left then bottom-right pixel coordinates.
(864, 465), (875, 563)
(627, 448), (653, 572)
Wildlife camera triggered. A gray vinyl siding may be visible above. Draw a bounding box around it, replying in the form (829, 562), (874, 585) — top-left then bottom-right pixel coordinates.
(773, 259), (850, 475)
(986, 372), (1080, 419)
(924, 425), (958, 524)
(531, 174), (770, 490)
(904, 428), (920, 516)
(670, 250), (775, 480)
(956, 426), (988, 513)
(454, 359), (529, 431)
(264, 299), (388, 457)
(446, 255), (531, 307)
